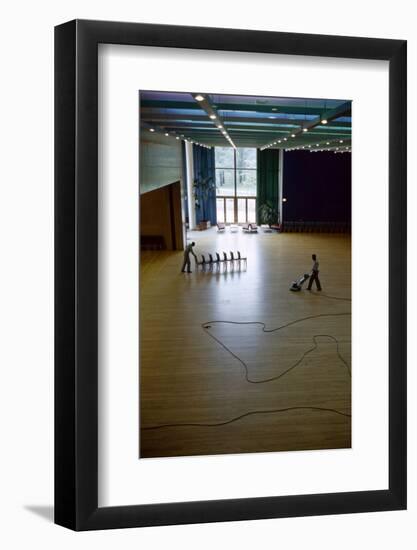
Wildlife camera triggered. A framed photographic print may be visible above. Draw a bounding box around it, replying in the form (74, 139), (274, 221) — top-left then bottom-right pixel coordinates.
(55, 20), (406, 530)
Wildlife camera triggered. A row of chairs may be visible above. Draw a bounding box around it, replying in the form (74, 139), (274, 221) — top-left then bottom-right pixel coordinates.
(217, 222), (259, 233)
(195, 251), (247, 272)
(282, 221), (351, 233)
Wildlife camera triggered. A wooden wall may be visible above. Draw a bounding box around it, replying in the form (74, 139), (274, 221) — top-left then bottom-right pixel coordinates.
(140, 181), (184, 250)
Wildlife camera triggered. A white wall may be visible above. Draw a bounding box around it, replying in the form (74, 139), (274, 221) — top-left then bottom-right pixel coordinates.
(0, 1), (415, 548)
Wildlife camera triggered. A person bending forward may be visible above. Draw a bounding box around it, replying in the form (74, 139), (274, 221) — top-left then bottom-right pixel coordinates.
(181, 241), (197, 273)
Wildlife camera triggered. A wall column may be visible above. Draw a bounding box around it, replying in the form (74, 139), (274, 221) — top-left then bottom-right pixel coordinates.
(185, 141), (196, 230)
(278, 149), (284, 224)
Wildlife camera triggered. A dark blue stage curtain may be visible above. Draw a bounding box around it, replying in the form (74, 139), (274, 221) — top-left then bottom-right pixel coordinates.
(283, 150), (351, 222)
(193, 145), (217, 225)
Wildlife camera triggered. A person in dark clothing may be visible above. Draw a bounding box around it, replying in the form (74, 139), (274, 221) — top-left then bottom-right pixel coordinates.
(307, 253), (322, 291)
(181, 242), (197, 273)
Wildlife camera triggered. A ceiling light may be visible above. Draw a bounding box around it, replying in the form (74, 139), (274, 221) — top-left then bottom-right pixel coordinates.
(272, 108), (277, 111)
(165, 133), (169, 136)
(217, 125), (223, 129)
(209, 114), (216, 120)
(269, 116), (276, 119)
(326, 142), (330, 145)
(316, 143), (319, 146)
(149, 128), (155, 132)
(176, 136), (180, 140)
(321, 119), (328, 124)
(339, 140), (343, 143)
(283, 138), (287, 141)
(282, 198), (287, 202)
(195, 94), (205, 101)
(303, 128), (308, 132)
(291, 134), (296, 138)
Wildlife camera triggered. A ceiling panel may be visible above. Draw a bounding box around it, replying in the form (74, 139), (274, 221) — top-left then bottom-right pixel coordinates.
(140, 91), (352, 151)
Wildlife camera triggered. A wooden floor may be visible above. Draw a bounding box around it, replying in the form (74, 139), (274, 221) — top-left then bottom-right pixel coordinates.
(140, 228), (351, 458)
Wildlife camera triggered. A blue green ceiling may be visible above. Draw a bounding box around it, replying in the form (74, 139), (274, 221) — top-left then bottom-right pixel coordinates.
(140, 91), (351, 151)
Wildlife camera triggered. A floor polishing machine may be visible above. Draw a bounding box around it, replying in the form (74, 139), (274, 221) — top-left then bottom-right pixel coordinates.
(289, 273), (310, 292)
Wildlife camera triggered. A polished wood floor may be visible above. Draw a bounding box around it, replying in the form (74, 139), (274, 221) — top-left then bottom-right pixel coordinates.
(140, 228), (351, 458)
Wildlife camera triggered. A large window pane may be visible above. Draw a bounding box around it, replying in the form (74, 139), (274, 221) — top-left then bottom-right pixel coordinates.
(225, 198), (235, 223)
(237, 148), (256, 169)
(237, 198), (246, 223)
(214, 147), (257, 223)
(215, 168), (234, 196)
(215, 147), (234, 168)
(247, 199), (256, 223)
(237, 169), (256, 197)
(216, 198), (225, 223)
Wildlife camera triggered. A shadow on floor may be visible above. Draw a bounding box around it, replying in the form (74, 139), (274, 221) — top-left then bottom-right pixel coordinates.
(24, 505), (54, 523)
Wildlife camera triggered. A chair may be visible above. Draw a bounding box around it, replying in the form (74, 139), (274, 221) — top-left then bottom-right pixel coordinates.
(209, 253), (220, 270)
(215, 252), (224, 271)
(229, 251), (238, 270)
(217, 222), (226, 232)
(237, 251), (247, 269)
(200, 254), (209, 271)
(223, 251), (231, 270)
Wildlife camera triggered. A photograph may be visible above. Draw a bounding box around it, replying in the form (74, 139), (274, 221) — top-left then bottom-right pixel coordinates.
(139, 90), (352, 458)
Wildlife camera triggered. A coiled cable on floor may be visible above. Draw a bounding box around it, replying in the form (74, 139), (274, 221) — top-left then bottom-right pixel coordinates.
(202, 322), (351, 384)
(143, 307), (351, 430)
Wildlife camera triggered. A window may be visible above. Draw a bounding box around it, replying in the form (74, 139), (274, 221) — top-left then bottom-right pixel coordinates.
(215, 147), (257, 223)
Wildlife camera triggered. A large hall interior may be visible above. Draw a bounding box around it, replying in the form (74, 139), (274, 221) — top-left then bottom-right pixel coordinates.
(139, 91), (352, 459)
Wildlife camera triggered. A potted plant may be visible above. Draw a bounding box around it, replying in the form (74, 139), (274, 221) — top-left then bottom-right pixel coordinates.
(258, 200), (278, 228)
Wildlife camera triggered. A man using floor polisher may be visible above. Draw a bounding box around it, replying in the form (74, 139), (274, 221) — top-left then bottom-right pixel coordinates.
(289, 253), (322, 292)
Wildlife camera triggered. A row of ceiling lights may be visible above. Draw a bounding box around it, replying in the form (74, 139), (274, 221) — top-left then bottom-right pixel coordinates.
(148, 124), (350, 152)
(195, 94), (237, 149)
(148, 127), (211, 148)
(286, 148), (351, 153)
(262, 138), (348, 152)
(260, 108), (338, 150)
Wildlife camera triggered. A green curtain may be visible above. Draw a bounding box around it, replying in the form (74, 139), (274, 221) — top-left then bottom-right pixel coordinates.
(256, 149), (280, 224)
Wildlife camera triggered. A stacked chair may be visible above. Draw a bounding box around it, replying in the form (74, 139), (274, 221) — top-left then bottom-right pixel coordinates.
(195, 250), (247, 272)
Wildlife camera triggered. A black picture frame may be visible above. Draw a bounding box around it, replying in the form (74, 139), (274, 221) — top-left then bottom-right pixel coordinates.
(55, 19), (407, 531)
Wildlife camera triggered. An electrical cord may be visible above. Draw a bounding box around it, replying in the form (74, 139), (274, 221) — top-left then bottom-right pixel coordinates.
(314, 292), (351, 302)
(143, 305), (351, 431)
(202, 322), (351, 383)
(142, 406), (350, 431)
